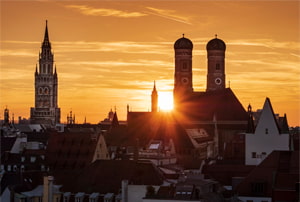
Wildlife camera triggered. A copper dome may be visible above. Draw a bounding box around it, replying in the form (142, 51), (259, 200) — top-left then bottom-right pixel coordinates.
(174, 36), (193, 50)
(206, 37), (226, 51)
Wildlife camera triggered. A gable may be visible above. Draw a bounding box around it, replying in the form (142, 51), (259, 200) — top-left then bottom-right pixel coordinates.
(254, 98), (280, 135)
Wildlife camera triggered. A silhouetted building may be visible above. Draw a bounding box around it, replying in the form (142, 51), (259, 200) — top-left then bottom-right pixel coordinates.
(30, 21), (60, 126)
(236, 150), (299, 202)
(126, 36), (249, 167)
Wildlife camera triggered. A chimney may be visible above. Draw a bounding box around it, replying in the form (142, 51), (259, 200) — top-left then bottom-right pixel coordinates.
(122, 180), (128, 202)
(43, 176), (54, 202)
(48, 176), (54, 202)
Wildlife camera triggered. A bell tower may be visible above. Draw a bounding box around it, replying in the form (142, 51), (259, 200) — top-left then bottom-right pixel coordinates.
(173, 35), (193, 108)
(206, 35), (226, 91)
(30, 21), (60, 125)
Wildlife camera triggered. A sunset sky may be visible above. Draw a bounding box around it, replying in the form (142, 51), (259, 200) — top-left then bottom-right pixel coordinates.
(0, 1), (299, 126)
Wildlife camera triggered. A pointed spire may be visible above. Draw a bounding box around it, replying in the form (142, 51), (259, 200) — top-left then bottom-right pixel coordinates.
(247, 104), (252, 113)
(42, 20), (51, 48)
(111, 112), (119, 128)
(153, 80), (157, 92)
(44, 20), (49, 42)
(151, 81), (158, 112)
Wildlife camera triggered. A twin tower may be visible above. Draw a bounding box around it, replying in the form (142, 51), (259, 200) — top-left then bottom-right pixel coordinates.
(152, 34), (227, 112)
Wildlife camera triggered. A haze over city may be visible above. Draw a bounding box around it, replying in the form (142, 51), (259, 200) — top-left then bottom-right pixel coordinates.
(1, 1), (299, 126)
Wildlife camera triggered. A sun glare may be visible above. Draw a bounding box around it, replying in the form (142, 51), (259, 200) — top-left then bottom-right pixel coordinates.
(158, 92), (174, 111)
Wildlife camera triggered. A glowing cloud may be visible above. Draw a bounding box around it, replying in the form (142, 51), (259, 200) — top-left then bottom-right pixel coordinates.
(145, 7), (192, 25)
(65, 5), (147, 18)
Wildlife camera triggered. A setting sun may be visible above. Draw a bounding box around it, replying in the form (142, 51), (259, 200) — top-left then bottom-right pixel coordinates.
(158, 92), (174, 111)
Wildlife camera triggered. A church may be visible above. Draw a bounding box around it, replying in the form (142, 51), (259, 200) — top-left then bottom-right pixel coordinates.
(121, 35), (250, 166)
(30, 21), (61, 126)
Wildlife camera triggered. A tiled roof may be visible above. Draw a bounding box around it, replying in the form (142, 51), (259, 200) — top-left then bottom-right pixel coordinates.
(177, 88), (248, 122)
(55, 160), (164, 194)
(1, 136), (16, 154)
(46, 131), (100, 170)
(202, 164), (255, 186)
(1, 171), (46, 194)
(236, 150), (299, 197)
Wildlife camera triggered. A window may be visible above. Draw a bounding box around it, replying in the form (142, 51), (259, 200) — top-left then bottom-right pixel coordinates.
(252, 152), (257, 158)
(44, 87), (49, 95)
(182, 63), (187, 70)
(265, 128), (268, 134)
(216, 63), (220, 70)
(251, 182), (266, 196)
(30, 156), (36, 163)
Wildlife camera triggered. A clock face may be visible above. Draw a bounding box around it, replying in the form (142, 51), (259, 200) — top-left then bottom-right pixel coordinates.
(181, 77), (189, 85)
(215, 78), (222, 85)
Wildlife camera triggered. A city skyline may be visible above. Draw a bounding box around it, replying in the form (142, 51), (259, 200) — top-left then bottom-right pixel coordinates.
(1, 1), (299, 126)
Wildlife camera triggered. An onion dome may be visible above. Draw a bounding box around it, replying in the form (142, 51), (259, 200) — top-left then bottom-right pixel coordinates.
(174, 34), (193, 50)
(206, 35), (226, 51)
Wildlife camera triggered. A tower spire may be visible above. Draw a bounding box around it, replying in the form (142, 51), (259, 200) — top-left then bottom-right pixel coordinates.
(44, 20), (49, 41)
(42, 20), (51, 48)
(151, 81), (158, 112)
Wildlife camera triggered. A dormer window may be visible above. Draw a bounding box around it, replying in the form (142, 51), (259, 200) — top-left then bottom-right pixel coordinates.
(75, 192), (85, 202)
(63, 192), (71, 202)
(30, 156), (36, 163)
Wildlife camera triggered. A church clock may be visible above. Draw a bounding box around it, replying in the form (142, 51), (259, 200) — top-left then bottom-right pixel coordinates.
(206, 36), (226, 91)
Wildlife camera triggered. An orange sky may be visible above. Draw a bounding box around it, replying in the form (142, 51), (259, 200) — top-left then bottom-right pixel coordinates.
(0, 1), (299, 126)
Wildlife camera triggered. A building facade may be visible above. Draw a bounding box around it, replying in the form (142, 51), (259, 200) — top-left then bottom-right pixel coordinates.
(30, 21), (60, 126)
(245, 98), (290, 165)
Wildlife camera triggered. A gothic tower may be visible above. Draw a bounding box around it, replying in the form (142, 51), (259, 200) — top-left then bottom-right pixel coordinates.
(173, 35), (193, 108)
(151, 81), (158, 112)
(206, 36), (226, 91)
(30, 21), (60, 125)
